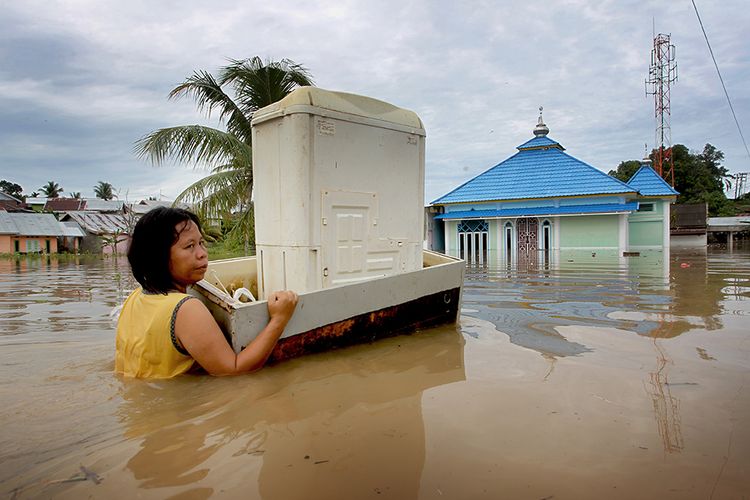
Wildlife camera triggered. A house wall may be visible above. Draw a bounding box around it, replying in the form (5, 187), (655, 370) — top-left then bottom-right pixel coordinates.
(81, 234), (130, 254)
(559, 215), (620, 249)
(444, 220), (459, 255)
(629, 200), (669, 249)
(1, 236), (59, 254)
(442, 212), (632, 261)
(103, 236), (130, 255)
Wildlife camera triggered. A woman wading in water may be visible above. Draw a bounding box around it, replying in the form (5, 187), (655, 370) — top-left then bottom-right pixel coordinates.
(115, 207), (298, 378)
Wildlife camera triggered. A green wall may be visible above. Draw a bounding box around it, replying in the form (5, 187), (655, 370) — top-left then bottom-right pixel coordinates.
(559, 215), (619, 248)
(629, 200), (666, 247)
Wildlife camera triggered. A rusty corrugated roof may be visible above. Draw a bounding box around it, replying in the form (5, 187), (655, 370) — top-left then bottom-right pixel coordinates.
(61, 211), (129, 235)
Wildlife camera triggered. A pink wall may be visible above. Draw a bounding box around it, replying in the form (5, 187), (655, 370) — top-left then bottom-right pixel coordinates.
(101, 235), (131, 255)
(0, 236), (58, 254)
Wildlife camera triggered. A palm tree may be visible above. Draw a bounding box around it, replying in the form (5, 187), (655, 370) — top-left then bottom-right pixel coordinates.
(39, 181), (63, 198)
(70, 192), (81, 199)
(134, 57), (314, 253)
(94, 181), (115, 200)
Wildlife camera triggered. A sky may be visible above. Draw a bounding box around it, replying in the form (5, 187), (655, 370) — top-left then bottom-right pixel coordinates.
(1, 0), (748, 204)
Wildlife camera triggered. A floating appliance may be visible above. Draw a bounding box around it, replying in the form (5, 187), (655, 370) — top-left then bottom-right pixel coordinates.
(191, 87), (464, 358)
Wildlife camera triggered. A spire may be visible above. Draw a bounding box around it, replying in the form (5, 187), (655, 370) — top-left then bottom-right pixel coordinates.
(642, 143), (652, 165)
(533, 106), (549, 137)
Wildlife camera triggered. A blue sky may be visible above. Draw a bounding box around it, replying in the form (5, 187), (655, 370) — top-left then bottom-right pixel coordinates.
(1, 0), (748, 203)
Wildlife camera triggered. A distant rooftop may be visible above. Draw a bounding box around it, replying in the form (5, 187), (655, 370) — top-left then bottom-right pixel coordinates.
(0, 212), (71, 237)
(83, 199), (125, 212)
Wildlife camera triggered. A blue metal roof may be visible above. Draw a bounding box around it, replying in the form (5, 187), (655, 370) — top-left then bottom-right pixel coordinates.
(627, 165), (679, 196)
(432, 135), (636, 205)
(435, 202), (639, 219)
(516, 135), (563, 150)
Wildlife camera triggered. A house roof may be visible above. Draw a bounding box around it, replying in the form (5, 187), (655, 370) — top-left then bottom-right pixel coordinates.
(61, 211), (129, 235)
(129, 199), (190, 215)
(435, 202), (639, 220)
(82, 199), (124, 212)
(0, 212), (72, 237)
(61, 221), (86, 237)
(44, 197), (86, 212)
(24, 197), (48, 206)
(431, 116), (636, 205)
(0, 192), (23, 203)
(627, 165), (680, 196)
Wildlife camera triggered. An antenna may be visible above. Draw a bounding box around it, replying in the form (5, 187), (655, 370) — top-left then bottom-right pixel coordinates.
(645, 33), (678, 187)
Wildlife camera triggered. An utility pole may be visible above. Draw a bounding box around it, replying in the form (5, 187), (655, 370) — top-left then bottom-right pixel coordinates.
(734, 172), (748, 199)
(646, 33), (678, 187)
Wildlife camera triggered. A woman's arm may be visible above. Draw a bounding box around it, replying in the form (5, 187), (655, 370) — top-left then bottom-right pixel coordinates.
(175, 290), (298, 376)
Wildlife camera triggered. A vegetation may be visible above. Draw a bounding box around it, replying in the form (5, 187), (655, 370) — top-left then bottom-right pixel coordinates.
(94, 181), (116, 200)
(609, 143), (735, 216)
(70, 192), (81, 199)
(134, 56), (314, 254)
(39, 181), (63, 198)
(0, 180), (23, 198)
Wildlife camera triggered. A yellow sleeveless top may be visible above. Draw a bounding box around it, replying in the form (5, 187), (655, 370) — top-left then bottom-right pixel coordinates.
(115, 288), (196, 378)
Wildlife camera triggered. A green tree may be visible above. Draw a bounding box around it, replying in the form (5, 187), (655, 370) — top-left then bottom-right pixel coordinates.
(608, 160), (642, 182)
(134, 57), (314, 254)
(70, 192), (82, 199)
(673, 144), (732, 216)
(94, 181), (115, 200)
(611, 144), (734, 216)
(39, 181), (63, 198)
(0, 180), (24, 198)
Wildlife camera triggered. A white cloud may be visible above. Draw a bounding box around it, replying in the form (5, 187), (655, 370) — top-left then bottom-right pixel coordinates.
(1, 0), (749, 203)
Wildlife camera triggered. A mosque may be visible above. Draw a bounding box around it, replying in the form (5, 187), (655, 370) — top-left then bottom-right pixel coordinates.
(428, 110), (678, 264)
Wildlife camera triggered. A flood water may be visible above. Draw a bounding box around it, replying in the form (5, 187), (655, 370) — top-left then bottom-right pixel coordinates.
(1, 248), (748, 499)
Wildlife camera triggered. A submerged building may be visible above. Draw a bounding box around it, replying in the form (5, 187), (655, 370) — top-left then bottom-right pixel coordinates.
(429, 112), (678, 264)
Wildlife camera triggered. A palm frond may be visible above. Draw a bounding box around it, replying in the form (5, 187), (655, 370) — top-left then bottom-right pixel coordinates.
(134, 125), (252, 168)
(220, 57), (314, 116)
(175, 167), (251, 216)
(169, 71), (252, 143)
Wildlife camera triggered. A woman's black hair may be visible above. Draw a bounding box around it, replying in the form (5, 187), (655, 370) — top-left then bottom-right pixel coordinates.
(128, 206), (203, 294)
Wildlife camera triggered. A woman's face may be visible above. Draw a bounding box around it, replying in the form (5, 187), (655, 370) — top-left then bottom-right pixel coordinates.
(169, 220), (208, 292)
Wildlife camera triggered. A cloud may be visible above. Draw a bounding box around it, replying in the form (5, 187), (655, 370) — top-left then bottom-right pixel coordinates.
(0, 0), (748, 204)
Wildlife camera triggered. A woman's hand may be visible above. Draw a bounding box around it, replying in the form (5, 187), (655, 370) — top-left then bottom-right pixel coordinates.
(176, 290), (299, 376)
(267, 290), (298, 328)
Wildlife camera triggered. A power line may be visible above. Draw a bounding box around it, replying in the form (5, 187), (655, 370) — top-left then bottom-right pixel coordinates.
(691, 0), (750, 162)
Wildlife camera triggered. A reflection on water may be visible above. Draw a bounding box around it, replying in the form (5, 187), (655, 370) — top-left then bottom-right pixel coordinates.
(115, 328), (464, 499)
(1, 248), (749, 499)
(462, 248), (750, 357)
(648, 338), (684, 454)
(0, 256), (134, 337)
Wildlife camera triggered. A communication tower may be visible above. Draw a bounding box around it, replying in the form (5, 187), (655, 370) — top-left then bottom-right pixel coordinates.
(646, 33), (678, 187)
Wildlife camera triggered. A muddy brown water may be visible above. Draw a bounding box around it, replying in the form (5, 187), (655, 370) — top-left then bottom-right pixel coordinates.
(0, 249), (748, 499)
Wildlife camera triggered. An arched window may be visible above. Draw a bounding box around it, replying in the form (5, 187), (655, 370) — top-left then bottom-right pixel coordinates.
(541, 220), (551, 251)
(541, 220), (551, 265)
(504, 221), (514, 262)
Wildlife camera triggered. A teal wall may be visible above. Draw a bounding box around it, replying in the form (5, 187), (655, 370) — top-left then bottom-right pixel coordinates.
(629, 200), (666, 248)
(559, 215), (619, 248)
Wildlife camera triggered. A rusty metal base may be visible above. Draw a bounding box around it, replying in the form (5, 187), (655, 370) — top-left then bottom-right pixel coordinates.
(268, 287), (462, 363)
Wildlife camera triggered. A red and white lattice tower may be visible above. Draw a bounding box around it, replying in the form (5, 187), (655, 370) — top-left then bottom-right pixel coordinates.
(645, 33), (678, 187)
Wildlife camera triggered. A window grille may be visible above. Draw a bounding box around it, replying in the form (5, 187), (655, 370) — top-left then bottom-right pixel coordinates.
(458, 219), (488, 265)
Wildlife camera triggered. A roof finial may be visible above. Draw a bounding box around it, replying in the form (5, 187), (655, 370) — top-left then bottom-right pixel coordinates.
(642, 143), (652, 165)
(533, 106), (549, 137)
